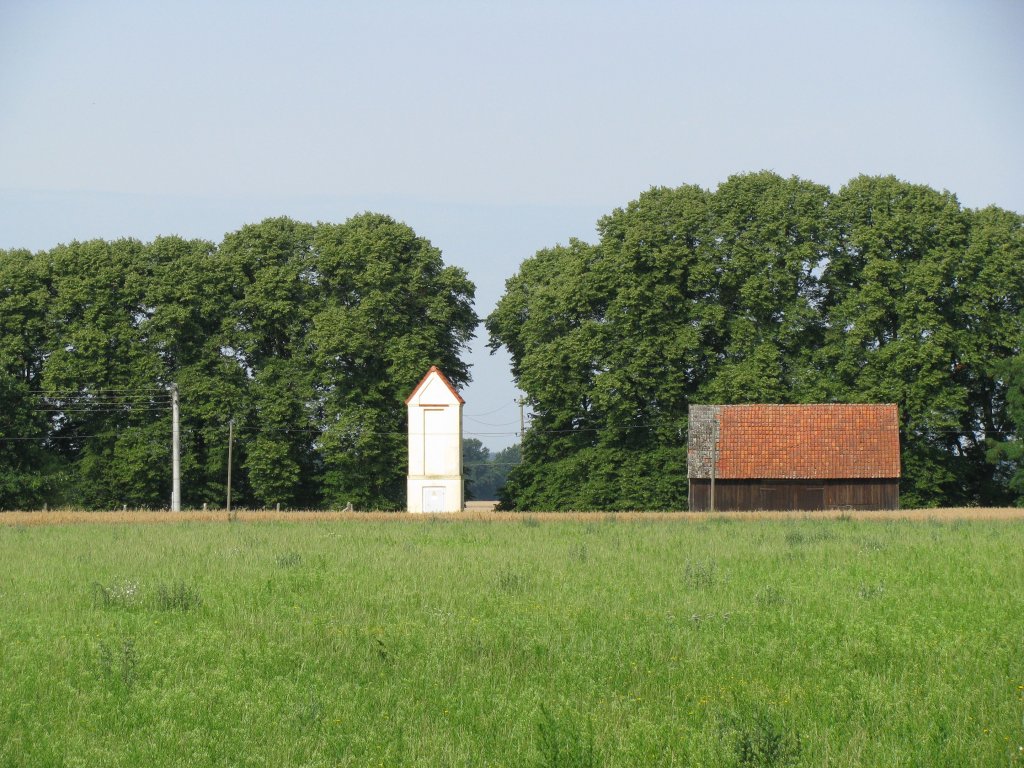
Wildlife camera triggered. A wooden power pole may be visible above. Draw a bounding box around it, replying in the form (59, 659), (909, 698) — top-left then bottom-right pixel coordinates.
(226, 418), (234, 520)
(171, 383), (180, 512)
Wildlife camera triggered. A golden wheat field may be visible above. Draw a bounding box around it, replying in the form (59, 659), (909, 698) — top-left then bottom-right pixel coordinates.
(2, 506), (1022, 526)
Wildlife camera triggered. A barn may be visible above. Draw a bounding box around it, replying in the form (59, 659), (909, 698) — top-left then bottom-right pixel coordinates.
(687, 404), (900, 511)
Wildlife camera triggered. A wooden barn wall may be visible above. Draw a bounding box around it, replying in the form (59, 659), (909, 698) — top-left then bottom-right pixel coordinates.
(688, 479), (899, 511)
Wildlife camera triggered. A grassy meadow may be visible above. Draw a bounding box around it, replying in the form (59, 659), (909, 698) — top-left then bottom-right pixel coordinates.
(1, 515), (1022, 767)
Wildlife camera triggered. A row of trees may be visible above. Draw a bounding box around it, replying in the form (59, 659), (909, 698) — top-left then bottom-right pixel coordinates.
(488, 173), (1024, 509)
(0, 214), (476, 510)
(3, 173), (1022, 510)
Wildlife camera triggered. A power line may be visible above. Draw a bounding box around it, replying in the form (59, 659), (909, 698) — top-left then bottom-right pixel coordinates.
(26, 400), (173, 407)
(463, 416), (521, 427)
(463, 402), (517, 418)
(27, 393), (171, 398)
(31, 391), (174, 396)
(32, 407), (174, 411)
(0, 435), (110, 441)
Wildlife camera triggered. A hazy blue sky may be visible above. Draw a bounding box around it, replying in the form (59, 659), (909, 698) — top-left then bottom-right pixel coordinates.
(2, 1), (1022, 449)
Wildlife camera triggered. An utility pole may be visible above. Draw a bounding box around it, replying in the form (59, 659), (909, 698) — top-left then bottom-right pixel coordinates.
(226, 418), (234, 520)
(517, 396), (526, 439)
(171, 383), (180, 512)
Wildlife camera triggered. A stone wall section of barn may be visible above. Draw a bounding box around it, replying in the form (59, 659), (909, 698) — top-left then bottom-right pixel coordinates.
(687, 405), (720, 479)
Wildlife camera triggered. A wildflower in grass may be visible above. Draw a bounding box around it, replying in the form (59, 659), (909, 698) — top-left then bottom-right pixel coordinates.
(92, 579), (141, 609)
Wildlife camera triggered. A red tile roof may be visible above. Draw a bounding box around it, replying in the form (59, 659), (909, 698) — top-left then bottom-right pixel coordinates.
(404, 365), (465, 405)
(714, 404), (900, 479)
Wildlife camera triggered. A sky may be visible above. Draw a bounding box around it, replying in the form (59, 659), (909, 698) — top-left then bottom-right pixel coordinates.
(1, 0), (1022, 450)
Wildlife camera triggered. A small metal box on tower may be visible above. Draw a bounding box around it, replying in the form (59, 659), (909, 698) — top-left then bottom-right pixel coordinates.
(406, 366), (464, 513)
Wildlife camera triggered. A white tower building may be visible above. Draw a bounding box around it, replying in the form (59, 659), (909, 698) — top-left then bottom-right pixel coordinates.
(406, 366), (464, 513)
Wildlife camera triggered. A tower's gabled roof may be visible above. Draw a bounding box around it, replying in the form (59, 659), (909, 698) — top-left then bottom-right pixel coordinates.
(405, 365), (465, 406)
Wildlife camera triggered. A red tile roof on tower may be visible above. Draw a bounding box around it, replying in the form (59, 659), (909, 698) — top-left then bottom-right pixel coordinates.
(404, 365), (465, 405)
(713, 404), (900, 479)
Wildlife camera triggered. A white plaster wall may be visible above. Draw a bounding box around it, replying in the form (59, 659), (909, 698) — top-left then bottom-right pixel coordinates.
(406, 371), (463, 513)
(406, 405), (462, 476)
(407, 477), (463, 513)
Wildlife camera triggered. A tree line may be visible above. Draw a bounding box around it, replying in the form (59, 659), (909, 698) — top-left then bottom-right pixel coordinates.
(3, 173), (1023, 511)
(487, 172), (1024, 509)
(0, 214), (476, 510)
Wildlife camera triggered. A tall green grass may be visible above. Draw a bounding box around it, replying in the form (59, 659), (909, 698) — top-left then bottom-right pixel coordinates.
(1, 517), (1022, 766)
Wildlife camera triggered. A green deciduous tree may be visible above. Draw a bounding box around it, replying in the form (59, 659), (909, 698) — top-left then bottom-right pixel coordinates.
(219, 217), (319, 507)
(40, 238), (170, 507)
(142, 235), (244, 508)
(0, 213), (475, 510)
(958, 207), (1024, 504)
(0, 248), (55, 508)
(490, 173), (1024, 510)
(698, 172), (832, 404)
(488, 185), (709, 509)
(987, 355), (1024, 503)
(311, 214), (476, 509)
(489, 173), (833, 509)
(819, 177), (1024, 506)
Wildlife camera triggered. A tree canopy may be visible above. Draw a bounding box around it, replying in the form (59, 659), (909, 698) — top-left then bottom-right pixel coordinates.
(4, 174), (1022, 511)
(487, 172), (1024, 509)
(0, 214), (476, 510)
